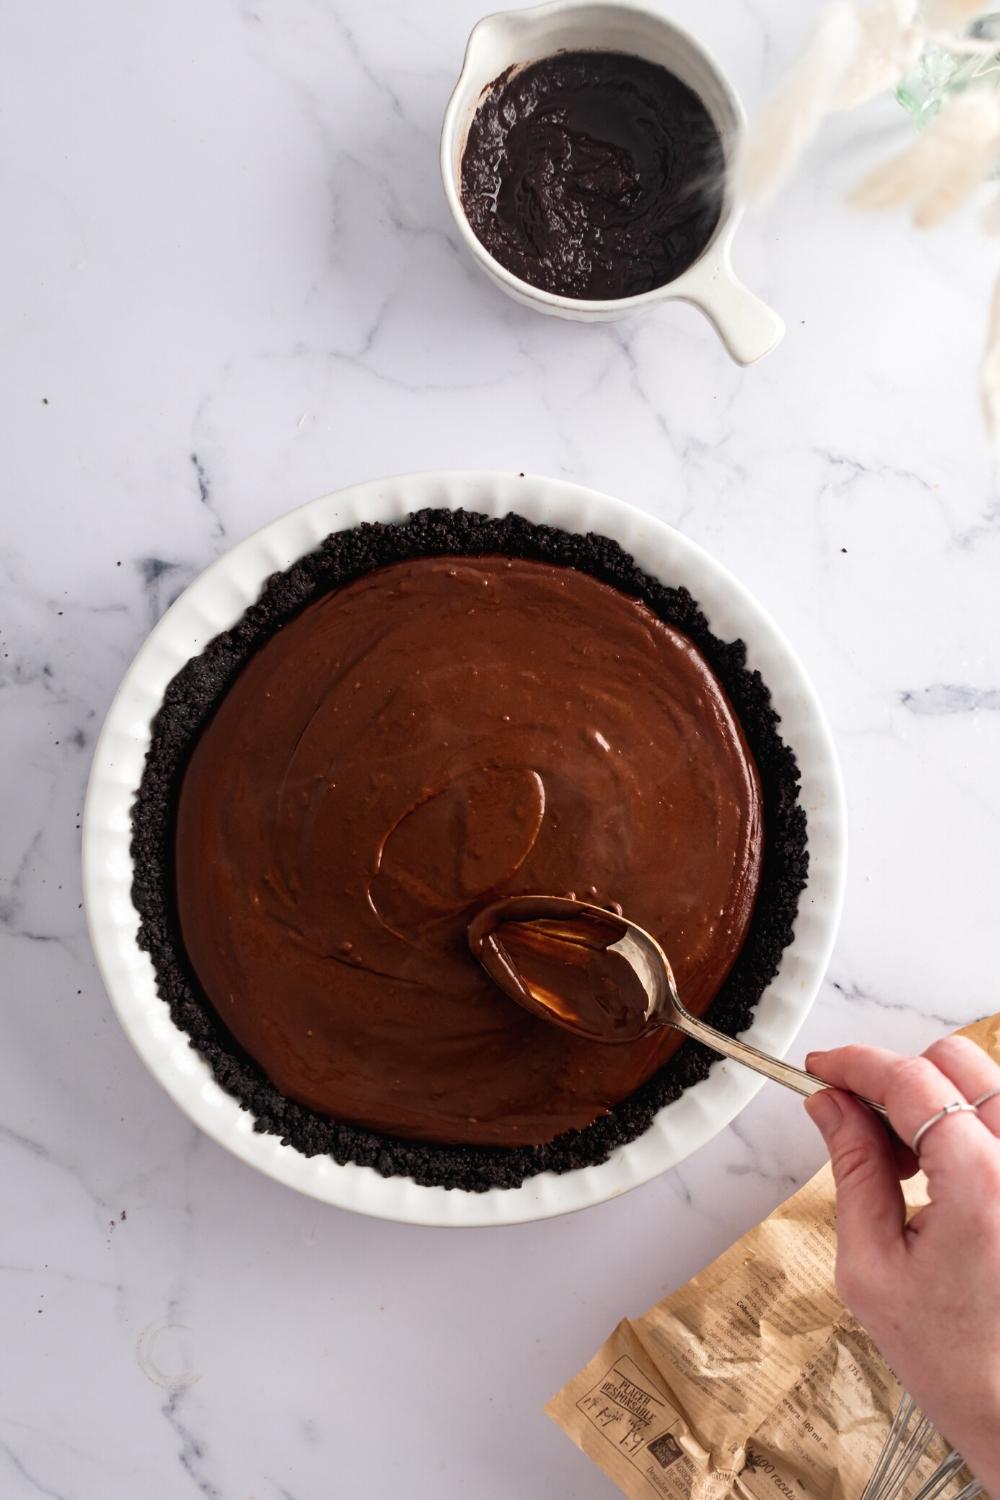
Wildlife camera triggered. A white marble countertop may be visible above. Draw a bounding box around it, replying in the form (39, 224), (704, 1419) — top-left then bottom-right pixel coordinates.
(3, 1), (1000, 1495)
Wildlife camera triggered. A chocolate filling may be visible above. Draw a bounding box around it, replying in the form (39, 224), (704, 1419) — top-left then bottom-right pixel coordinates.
(174, 555), (763, 1147)
(131, 508), (807, 1191)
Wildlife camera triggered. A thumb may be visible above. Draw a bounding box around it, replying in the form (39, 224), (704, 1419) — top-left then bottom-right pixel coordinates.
(806, 1089), (906, 1264)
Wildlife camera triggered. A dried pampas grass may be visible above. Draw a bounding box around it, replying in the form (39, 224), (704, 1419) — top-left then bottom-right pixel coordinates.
(832, 0), (924, 110)
(738, 4), (863, 199)
(850, 90), (1000, 224)
(982, 274), (1000, 444)
(742, 0), (1000, 447)
(926, 0), (992, 28)
(738, 0), (925, 199)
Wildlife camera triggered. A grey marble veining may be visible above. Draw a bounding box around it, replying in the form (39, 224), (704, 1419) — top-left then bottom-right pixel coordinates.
(2, 0), (1000, 1495)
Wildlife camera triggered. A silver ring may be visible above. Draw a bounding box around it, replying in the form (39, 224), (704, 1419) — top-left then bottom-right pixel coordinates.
(972, 1088), (1000, 1109)
(911, 1101), (979, 1155)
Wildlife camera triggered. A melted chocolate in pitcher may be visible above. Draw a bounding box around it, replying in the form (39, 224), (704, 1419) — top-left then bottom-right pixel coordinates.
(461, 51), (726, 299)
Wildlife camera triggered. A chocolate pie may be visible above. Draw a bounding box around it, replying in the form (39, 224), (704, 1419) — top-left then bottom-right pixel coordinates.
(132, 509), (807, 1191)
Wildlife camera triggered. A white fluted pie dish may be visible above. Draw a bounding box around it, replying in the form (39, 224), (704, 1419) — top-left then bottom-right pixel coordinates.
(83, 471), (845, 1226)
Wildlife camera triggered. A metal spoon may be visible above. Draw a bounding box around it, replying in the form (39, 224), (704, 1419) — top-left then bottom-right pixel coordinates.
(468, 895), (889, 1120)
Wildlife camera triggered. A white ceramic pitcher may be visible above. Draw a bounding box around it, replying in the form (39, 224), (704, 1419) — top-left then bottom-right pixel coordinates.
(441, 0), (783, 365)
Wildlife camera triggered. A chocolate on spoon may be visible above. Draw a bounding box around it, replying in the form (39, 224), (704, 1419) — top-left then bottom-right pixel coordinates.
(468, 896), (889, 1118)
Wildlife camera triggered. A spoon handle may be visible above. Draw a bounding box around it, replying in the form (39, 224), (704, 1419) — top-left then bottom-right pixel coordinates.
(674, 1011), (890, 1121)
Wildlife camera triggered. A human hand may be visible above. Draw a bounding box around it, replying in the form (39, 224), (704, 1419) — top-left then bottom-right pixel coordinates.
(805, 1037), (1000, 1497)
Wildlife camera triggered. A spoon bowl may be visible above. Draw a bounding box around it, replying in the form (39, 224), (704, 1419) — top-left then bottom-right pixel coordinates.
(468, 896), (668, 1041)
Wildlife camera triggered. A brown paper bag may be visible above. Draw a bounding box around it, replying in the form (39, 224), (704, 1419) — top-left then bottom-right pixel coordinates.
(547, 1015), (1000, 1499)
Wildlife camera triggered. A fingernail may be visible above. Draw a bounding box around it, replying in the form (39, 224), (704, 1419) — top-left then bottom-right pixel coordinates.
(805, 1050), (826, 1070)
(806, 1089), (842, 1133)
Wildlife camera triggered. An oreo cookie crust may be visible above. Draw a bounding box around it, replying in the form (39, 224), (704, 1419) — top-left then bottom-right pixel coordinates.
(130, 508), (808, 1192)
